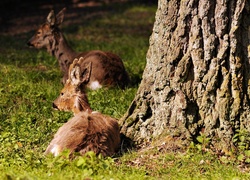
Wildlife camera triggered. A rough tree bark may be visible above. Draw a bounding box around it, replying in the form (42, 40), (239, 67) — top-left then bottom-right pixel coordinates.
(120, 0), (250, 151)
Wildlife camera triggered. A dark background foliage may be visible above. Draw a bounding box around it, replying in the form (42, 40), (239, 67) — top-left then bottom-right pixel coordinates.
(0, 0), (158, 35)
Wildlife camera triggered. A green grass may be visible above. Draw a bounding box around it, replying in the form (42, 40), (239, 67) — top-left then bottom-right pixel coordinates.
(0, 2), (249, 179)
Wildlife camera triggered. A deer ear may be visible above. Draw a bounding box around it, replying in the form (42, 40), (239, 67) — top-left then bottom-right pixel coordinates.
(70, 65), (81, 86)
(47, 10), (56, 26)
(55, 8), (66, 26)
(70, 61), (92, 86)
(80, 62), (92, 84)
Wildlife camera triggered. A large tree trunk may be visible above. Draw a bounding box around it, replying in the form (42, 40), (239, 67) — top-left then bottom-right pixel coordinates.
(120, 0), (250, 151)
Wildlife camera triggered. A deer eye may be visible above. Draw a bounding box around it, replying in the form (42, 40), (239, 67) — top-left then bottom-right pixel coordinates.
(60, 92), (64, 96)
(37, 31), (41, 35)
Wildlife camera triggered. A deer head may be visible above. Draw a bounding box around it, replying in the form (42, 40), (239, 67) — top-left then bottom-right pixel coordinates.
(27, 8), (66, 49)
(53, 58), (92, 114)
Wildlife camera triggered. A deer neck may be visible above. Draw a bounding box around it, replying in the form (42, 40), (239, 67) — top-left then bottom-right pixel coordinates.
(48, 32), (78, 74)
(73, 107), (93, 116)
(73, 93), (93, 115)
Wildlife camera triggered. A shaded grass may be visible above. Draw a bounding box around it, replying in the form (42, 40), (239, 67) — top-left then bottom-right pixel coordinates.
(0, 2), (249, 179)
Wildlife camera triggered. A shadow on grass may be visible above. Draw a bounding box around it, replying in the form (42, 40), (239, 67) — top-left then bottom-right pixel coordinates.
(116, 133), (136, 157)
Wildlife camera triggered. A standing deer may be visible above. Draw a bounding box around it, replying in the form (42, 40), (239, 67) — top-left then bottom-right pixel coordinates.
(45, 58), (120, 157)
(27, 8), (130, 89)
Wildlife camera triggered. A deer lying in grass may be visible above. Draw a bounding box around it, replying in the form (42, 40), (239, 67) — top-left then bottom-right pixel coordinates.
(27, 8), (130, 89)
(45, 58), (120, 157)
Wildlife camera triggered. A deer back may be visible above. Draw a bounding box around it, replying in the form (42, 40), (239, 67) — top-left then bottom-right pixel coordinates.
(44, 111), (120, 157)
(76, 51), (130, 90)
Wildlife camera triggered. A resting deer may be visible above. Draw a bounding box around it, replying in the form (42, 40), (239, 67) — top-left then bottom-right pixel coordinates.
(27, 8), (130, 89)
(45, 58), (120, 157)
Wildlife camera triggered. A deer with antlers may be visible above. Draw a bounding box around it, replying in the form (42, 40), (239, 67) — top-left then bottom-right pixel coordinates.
(27, 8), (130, 89)
(45, 58), (121, 157)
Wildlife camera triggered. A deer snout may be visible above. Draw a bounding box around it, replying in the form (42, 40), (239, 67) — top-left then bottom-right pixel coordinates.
(52, 102), (58, 110)
(27, 41), (34, 47)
